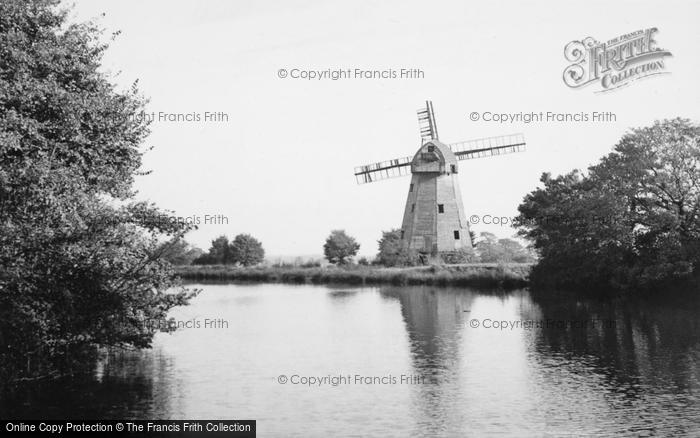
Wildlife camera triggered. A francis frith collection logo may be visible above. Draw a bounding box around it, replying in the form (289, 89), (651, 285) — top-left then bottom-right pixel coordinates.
(563, 28), (672, 92)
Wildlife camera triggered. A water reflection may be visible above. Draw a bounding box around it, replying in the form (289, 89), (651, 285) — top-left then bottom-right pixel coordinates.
(1, 284), (699, 436)
(383, 286), (700, 436)
(381, 287), (475, 370)
(1, 349), (166, 419)
(526, 293), (700, 435)
(380, 288), (475, 436)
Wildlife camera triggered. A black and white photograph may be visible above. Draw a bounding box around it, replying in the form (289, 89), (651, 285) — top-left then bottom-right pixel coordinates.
(1, 0), (699, 436)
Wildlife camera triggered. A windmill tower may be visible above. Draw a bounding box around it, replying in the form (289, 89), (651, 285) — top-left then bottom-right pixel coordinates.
(354, 101), (525, 256)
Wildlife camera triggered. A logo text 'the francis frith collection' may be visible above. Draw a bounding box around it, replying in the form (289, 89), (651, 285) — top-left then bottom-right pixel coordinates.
(563, 28), (672, 92)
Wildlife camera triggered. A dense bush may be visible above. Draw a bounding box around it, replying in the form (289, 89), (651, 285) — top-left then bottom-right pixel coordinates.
(376, 229), (420, 266)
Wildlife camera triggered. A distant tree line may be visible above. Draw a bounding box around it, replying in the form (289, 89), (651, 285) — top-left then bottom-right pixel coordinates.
(318, 228), (535, 267)
(156, 234), (266, 267)
(192, 234), (265, 266)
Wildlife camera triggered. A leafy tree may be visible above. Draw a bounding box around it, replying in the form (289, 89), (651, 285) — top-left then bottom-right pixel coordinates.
(501, 239), (537, 263)
(376, 229), (419, 266)
(475, 232), (505, 262)
(210, 235), (232, 264)
(157, 238), (205, 265)
(0, 0), (196, 382)
(230, 234), (265, 266)
(193, 235), (231, 265)
(476, 232), (535, 263)
(517, 119), (700, 291)
(517, 171), (631, 289)
(594, 119), (700, 284)
(323, 230), (360, 265)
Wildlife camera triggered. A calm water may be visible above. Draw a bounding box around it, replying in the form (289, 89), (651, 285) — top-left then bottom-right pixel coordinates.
(3, 284), (700, 436)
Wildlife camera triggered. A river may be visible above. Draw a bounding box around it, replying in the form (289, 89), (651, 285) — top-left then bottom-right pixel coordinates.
(3, 283), (700, 436)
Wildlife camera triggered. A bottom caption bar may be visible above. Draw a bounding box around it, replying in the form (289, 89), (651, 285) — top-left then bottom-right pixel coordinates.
(3, 420), (256, 437)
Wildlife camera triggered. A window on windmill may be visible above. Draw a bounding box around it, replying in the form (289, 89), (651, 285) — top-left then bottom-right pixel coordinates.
(409, 183), (414, 192)
(438, 204), (444, 213)
(451, 164), (457, 173)
(400, 230), (405, 239)
(411, 204), (415, 212)
(454, 230), (460, 240)
(427, 145), (435, 152)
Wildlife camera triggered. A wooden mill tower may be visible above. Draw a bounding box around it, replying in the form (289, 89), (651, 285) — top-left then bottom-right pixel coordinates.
(354, 101), (526, 256)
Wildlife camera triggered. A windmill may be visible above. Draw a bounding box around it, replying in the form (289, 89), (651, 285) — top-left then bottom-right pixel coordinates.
(354, 101), (526, 255)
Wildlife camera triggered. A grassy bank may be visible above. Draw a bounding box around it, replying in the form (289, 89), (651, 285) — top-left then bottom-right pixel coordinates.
(175, 263), (532, 289)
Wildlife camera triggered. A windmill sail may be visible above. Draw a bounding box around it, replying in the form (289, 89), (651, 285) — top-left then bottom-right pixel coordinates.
(449, 133), (525, 161)
(417, 100), (439, 143)
(354, 156), (412, 184)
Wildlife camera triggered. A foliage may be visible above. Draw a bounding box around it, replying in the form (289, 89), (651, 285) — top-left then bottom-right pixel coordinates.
(208, 235), (232, 264)
(516, 119), (700, 291)
(376, 229), (420, 267)
(230, 234), (265, 267)
(440, 248), (479, 264)
(475, 232), (537, 263)
(193, 235), (230, 265)
(156, 238), (204, 265)
(0, 0), (196, 382)
(298, 258), (322, 268)
(323, 230), (360, 265)
(194, 234), (265, 266)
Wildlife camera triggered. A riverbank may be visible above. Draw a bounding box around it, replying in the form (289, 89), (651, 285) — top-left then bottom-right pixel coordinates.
(175, 263), (532, 289)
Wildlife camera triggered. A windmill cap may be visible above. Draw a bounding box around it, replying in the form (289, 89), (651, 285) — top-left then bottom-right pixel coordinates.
(411, 140), (458, 173)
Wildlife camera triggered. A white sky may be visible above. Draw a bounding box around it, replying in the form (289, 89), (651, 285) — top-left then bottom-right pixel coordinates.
(69, 0), (700, 257)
